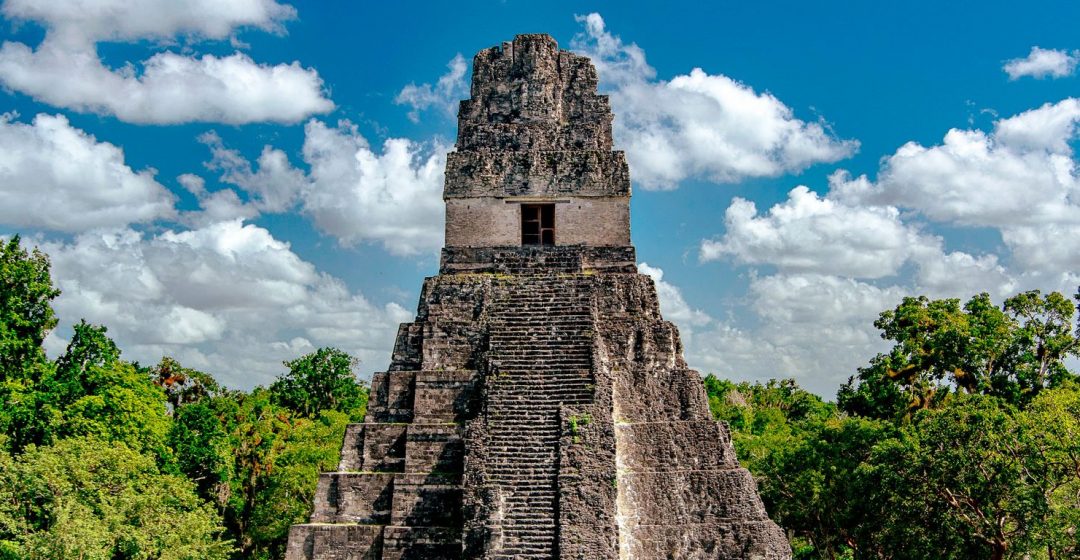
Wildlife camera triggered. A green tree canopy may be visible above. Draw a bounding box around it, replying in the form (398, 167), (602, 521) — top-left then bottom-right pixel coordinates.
(855, 391), (1078, 560)
(151, 356), (223, 410)
(839, 291), (1080, 419)
(0, 437), (231, 560)
(0, 236), (59, 384)
(269, 347), (366, 420)
(0, 237), (61, 454)
(46, 321), (172, 459)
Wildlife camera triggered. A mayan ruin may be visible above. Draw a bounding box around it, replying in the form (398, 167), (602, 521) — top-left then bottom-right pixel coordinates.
(284, 34), (791, 560)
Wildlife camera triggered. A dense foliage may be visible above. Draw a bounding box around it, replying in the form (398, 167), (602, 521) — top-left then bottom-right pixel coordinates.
(1, 236), (1077, 559)
(708, 289), (1080, 560)
(0, 238), (368, 559)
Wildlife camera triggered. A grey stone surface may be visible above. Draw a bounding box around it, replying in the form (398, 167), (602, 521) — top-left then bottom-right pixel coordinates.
(284, 33), (791, 560)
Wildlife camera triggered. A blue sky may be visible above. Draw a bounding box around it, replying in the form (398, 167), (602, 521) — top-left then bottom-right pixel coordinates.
(0, 0), (1077, 396)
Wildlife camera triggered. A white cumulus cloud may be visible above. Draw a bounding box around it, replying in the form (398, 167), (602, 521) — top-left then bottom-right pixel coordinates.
(41, 220), (412, 388)
(199, 131), (308, 213)
(0, 113), (175, 231)
(188, 120), (448, 256)
(688, 273), (905, 396)
(0, 0), (333, 124)
(689, 98), (1080, 394)
(299, 119), (447, 256)
(1003, 46), (1079, 80)
(701, 185), (931, 278)
(571, 13), (857, 189)
(2, 0), (297, 42)
(837, 98), (1080, 282)
(396, 54), (469, 123)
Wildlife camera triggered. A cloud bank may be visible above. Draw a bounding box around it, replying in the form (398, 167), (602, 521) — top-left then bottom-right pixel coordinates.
(42, 220), (411, 388)
(689, 98), (1079, 395)
(571, 13), (857, 189)
(0, 113), (175, 231)
(1003, 47), (1078, 80)
(0, 0), (333, 124)
(396, 54), (469, 123)
(188, 120), (448, 256)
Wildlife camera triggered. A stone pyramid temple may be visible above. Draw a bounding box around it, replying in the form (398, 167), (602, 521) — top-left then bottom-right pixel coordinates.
(285, 34), (791, 560)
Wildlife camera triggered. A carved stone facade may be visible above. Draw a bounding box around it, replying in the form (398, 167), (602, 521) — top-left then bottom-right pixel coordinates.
(285, 34), (791, 559)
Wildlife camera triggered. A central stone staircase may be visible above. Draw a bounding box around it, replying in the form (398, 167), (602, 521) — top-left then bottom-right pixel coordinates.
(476, 275), (595, 559)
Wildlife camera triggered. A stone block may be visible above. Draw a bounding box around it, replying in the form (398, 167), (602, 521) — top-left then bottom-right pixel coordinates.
(337, 424), (363, 472)
(312, 473), (395, 525)
(382, 526), (462, 560)
(421, 322), (477, 370)
(368, 371), (415, 423)
(390, 473), (463, 527)
(405, 424), (464, 473)
(390, 323), (423, 371)
(621, 520), (791, 560)
(615, 420), (738, 472)
(618, 468), (768, 528)
(357, 424), (407, 473)
(557, 472), (619, 558)
(444, 150), (630, 199)
(285, 524), (384, 560)
(284, 524), (317, 560)
(412, 371), (478, 422)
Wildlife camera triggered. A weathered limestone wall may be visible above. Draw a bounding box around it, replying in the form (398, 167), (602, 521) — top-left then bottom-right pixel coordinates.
(443, 151), (630, 199)
(285, 274), (496, 560)
(443, 33), (631, 254)
(595, 274), (790, 559)
(445, 197), (630, 247)
(440, 245), (637, 275)
(285, 257), (791, 560)
(285, 32), (791, 560)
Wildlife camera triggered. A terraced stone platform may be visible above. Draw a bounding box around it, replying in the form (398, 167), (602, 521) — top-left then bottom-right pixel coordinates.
(285, 33), (790, 560)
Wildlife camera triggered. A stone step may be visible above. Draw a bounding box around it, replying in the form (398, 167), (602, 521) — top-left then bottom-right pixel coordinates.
(495, 526), (556, 536)
(489, 386), (588, 393)
(487, 379), (592, 386)
(491, 315), (590, 322)
(485, 485), (556, 494)
(488, 334), (591, 341)
(489, 321), (591, 327)
(488, 390), (591, 397)
(473, 280), (597, 558)
(487, 401), (589, 408)
(487, 384), (592, 391)
(493, 525), (557, 536)
(489, 321), (591, 328)
(490, 354), (591, 360)
(490, 346), (590, 352)
(486, 473), (558, 482)
(484, 447), (556, 456)
(492, 550), (555, 558)
(489, 372), (591, 379)
(494, 319), (596, 328)
(484, 441), (560, 448)
(485, 408), (565, 415)
(485, 433), (559, 440)
(488, 377), (591, 383)
(490, 362), (592, 368)
(485, 421), (568, 429)
(492, 362), (588, 370)
(487, 392), (591, 399)
(485, 432), (559, 440)
(485, 452), (558, 460)
(490, 360), (592, 367)
(486, 389), (591, 397)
